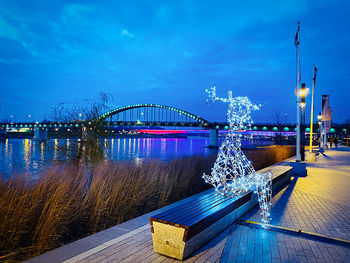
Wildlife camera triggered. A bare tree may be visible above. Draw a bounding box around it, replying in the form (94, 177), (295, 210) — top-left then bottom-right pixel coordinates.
(270, 104), (283, 125)
(270, 104), (284, 145)
(50, 92), (113, 164)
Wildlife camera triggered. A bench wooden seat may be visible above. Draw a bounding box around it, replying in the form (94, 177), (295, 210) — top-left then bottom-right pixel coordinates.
(149, 165), (293, 260)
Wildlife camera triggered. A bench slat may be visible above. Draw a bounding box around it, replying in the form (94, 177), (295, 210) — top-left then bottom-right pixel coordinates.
(158, 194), (227, 225)
(175, 195), (234, 227)
(150, 190), (217, 223)
(184, 192), (252, 241)
(179, 192), (244, 227)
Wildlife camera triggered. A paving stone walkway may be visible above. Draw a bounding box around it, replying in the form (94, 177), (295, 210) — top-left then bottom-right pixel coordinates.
(27, 146), (350, 263)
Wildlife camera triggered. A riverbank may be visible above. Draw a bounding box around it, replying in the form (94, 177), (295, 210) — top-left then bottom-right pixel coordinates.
(35, 146), (350, 263)
(0, 146), (295, 262)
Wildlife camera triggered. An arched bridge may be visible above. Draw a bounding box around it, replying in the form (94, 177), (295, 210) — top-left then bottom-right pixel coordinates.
(94, 104), (210, 127)
(0, 103), (211, 129)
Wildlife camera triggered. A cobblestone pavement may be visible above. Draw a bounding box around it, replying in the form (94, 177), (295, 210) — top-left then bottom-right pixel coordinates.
(223, 147), (350, 262)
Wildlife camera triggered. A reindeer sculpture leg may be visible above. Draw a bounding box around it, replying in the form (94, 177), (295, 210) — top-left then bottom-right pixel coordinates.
(255, 171), (272, 228)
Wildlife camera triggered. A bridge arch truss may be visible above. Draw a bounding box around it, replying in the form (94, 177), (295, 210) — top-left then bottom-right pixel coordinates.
(95, 104), (209, 126)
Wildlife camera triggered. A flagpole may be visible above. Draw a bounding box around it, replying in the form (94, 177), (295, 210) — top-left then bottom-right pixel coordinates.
(296, 22), (301, 162)
(309, 66), (317, 153)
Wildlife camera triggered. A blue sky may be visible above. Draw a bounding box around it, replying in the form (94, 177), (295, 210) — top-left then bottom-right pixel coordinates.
(0, 0), (349, 123)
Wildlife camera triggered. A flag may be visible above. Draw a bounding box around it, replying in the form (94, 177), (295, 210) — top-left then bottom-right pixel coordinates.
(313, 66), (317, 80)
(294, 22), (300, 46)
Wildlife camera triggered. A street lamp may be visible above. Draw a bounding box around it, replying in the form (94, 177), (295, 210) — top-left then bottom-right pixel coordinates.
(318, 113), (322, 147)
(300, 83), (307, 161)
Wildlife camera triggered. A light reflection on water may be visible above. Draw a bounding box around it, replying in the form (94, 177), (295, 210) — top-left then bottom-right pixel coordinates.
(0, 137), (214, 177)
(0, 136), (272, 177)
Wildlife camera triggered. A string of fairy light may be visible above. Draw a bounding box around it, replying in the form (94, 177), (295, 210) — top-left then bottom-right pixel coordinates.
(203, 86), (272, 228)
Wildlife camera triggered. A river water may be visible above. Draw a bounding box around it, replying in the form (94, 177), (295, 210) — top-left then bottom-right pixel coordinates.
(0, 136), (272, 177)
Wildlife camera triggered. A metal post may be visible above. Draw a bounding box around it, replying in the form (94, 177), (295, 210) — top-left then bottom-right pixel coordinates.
(309, 66), (317, 153)
(295, 22), (301, 162)
(300, 83), (306, 161)
(318, 113), (322, 148)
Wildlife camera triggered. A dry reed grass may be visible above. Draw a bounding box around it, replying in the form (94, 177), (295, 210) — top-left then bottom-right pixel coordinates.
(0, 146), (295, 262)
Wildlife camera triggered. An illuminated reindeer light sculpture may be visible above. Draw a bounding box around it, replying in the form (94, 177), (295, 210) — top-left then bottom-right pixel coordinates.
(203, 86), (272, 228)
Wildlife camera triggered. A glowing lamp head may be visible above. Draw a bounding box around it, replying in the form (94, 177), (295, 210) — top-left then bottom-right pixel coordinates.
(298, 87), (309, 97)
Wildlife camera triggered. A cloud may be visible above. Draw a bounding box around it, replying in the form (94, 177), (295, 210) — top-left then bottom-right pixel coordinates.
(121, 29), (134, 38)
(62, 3), (94, 23)
(0, 16), (21, 42)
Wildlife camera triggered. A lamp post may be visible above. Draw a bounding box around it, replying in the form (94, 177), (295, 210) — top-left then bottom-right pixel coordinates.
(295, 22), (301, 162)
(309, 66), (317, 153)
(300, 83), (306, 161)
(317, 113), (322, 147)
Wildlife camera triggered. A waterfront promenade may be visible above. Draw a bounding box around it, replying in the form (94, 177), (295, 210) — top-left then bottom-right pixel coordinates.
(27, 146), (350, 263)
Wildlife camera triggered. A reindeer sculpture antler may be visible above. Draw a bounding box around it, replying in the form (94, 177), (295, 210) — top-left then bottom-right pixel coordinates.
(206, 86), (260, 131)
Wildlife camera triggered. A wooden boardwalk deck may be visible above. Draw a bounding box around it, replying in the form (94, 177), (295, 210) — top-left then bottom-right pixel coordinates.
(64, 225), (227, 263)
(27, 147), (350, 263)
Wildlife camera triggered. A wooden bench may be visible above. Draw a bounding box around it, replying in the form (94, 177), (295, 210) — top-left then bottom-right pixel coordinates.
(149, 165), (293, 260)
